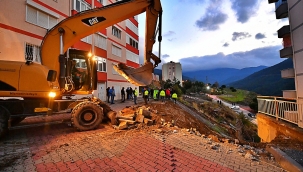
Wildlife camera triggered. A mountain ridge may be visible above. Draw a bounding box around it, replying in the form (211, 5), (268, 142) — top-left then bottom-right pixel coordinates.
(228, 58), (295, 96)
(182, 66), (267, 84)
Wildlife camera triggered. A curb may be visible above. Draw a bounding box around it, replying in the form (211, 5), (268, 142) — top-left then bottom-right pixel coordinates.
(266, 146), (303, 172)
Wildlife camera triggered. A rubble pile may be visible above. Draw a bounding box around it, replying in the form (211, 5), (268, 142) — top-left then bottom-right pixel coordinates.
(112, 103), (277, 164)
(113, 106), (155, 130)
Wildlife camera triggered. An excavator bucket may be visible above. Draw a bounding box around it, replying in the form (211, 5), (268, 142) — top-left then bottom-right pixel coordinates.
(113, 62), (154, 86)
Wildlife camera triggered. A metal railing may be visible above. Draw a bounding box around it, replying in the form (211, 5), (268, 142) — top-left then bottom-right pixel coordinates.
(257, 96), (299, 125)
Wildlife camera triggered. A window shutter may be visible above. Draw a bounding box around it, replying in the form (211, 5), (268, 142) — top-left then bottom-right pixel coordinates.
(27, 6), (37, 25)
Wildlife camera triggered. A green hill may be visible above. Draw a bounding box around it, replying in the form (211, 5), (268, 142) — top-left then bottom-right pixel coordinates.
(229, 58), (295, 96)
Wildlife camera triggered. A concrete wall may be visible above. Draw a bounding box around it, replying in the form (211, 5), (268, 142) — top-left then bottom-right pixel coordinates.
(257, 113), (303, 142)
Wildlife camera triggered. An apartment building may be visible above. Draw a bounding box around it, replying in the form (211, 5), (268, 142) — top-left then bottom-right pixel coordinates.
(162, 61), (182, 86)
(0, 0), (140, 101)
(266, 0), (303, 127)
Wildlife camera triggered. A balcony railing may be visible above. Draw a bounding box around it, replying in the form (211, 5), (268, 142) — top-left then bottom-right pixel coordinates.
(268, 0), (278, 4)
(275, 0), (288, 19)
(280, 46), (293, 58)
(281, 68), (295, 78)
(278, 25), (290, 38)
(258, 96), (299, 125)
(283, 90), (297, 98)
(275, 0), (287, 9)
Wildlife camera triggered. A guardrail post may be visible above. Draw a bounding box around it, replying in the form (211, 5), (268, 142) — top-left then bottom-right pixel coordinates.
(298, 102), (303, 128)
(275, 97), (278, 121)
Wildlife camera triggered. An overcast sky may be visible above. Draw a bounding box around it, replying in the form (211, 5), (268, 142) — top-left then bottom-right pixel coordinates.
(137, 0), (288, 72)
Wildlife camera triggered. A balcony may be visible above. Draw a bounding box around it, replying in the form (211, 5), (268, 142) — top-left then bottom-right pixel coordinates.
(268, 0), (278, 3)
(275, 1), (288, 19)
(258, 96), (299, 126)
(280, 46), (293, 58)
(281, 68), (295, 78)
(278, 25), (290, 38)
(283, 90), (297, 99)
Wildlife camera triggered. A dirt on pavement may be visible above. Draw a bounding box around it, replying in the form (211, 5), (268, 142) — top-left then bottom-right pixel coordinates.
(117, 97), (303, 167)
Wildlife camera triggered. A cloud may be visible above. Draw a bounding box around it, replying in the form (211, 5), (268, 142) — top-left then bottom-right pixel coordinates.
(178, 0), (204, 4)
(163, 31), (177, 42)
(195, 0), (228, 31)
(162, 54), (170, 59)
(223, 42), (229, 47)
(163, 31), (176, 37)
(255, 33), (266, 39)
(168, 38), (176, 42)
(230, 0), (259, 23)
(232, 32), (251, 41)
(179, 45), (283, 71)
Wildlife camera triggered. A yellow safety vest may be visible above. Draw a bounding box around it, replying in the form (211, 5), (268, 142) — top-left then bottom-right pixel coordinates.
(160, 90), (165, 96)
(144, 90), (149, 95)
(172, 93), (177, 98)
(134, 90), (138, 96)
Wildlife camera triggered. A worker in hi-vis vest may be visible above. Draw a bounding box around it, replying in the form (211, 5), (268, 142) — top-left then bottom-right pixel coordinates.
(134, 87), (138, 105)
(172, 92), (178, 104)
(160, 89), (166, 102)
(144, 87), (149, 105)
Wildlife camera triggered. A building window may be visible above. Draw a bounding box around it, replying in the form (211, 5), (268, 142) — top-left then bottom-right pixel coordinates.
(112, 26), (121, 39)
(126, 20), (138, 35)
(112, 45), (121, 57)
(98, 0), (106, 5)
(96, 57), (106, 72)
(26, 6), (58, 29)
(25, 43), (41, 63)
(74, 0), (91, 12)
(81, 35), (92, 44)
(129, 37), (138, 49)
(94, 34), (107, 50)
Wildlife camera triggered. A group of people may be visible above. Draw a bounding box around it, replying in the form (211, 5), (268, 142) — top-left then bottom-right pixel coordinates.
(106, 86), (116, 104)
(106, 86), (139, 104)
(143, 87), (178, 104)
(106, 86), (178, 105)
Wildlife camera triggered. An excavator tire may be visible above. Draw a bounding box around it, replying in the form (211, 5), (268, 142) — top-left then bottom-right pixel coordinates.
(71, 101), (103, 131)
(11, 117), (26, 126)
(0, 106), (10, 138)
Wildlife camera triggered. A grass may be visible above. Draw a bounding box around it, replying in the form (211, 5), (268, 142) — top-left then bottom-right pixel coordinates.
(218, 89), (247, 103)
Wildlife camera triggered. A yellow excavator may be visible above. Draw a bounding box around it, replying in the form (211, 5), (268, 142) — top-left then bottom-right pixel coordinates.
(0, 0), (162, 137)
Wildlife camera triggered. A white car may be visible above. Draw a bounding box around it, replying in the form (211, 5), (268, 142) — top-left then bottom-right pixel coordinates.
(230, 105), (240, 110)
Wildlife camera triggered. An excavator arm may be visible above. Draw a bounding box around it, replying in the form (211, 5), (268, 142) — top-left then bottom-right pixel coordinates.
(40, 0), (162, 87)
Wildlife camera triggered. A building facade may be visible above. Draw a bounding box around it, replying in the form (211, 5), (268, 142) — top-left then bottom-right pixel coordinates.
(267, 0), (303, 127)
(162, 61), (182, 86)
(0, 0), (140, 101)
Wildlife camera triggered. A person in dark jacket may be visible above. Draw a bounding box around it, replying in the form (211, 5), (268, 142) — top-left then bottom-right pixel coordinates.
(106, 87), (110, 103)
(121, 87), (125, 102)
(129, 87), (133, 100)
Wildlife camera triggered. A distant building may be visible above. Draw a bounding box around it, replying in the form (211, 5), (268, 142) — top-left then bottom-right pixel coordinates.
(162, 61), (182, 86)
(152, 74), (160, 81)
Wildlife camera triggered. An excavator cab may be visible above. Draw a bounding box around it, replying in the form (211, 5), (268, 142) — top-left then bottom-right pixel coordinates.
(64, 49), (97, 94)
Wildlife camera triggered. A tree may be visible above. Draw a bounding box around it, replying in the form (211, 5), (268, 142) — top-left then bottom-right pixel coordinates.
(249, 98), (258, 112)
(183, 80), (192, 90)
(164, 79), (172, 89)
(212, 81), (219, 88)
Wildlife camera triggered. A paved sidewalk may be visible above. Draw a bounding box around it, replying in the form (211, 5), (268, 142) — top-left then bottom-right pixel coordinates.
(1, 125), (285, 172)
(0, 98), (285, 172)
